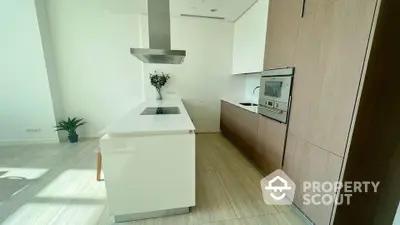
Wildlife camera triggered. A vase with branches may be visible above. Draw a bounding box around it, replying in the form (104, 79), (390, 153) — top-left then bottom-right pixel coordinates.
(149, 71), (170, 100)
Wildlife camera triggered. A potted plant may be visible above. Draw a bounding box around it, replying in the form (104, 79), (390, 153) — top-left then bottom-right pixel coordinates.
(55, 117), (86, 143)
(149, 71), (170, 100)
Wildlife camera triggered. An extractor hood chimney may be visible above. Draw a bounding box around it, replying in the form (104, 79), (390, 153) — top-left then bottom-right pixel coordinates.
(130, 0), (186, 64)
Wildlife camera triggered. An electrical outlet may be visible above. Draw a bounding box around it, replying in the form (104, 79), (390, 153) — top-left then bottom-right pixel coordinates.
(26, 128), (41, 133)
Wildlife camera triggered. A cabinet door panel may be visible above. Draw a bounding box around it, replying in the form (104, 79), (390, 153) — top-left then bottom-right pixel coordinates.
(309, 0), (377, 156)
(220, 101), (258, 162)
(232, 0), (269, 74)
(290, 0), (377, 156)
(256, 115), (287, 174)
(283, 133), (343, 225)
(221, 101), (238, 132)
(289, 10), (324, 141)
(303, 0), (325, 16)
(264, 0), (302, 69)
(236, 106), (259, 150)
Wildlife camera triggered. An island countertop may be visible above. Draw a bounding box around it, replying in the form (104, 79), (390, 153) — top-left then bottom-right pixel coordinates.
(102, 98), (196, 136)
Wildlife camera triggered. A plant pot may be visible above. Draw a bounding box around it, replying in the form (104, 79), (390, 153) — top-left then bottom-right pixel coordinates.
(68, 132), (79, 143)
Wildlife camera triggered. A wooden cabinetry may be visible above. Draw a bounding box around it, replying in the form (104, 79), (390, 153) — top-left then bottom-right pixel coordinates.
(220, 100), (287, 175)
(311, 0), (376, 156)
(282, 0), (379, 224)
(283, 133), (342, 225)
(255, 115), (287, 174)
(290, 0), (377, 157)
(225, 0), (380, 222)
(220, 101), (258, 159)
(264, 0), (302, 69)
(303, 0), (325, 16)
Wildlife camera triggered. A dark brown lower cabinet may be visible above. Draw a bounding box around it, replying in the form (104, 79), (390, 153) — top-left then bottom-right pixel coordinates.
(220, 100), (287, 175)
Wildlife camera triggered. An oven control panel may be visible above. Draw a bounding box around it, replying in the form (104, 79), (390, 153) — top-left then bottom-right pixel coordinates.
(263, 99), (288, 112)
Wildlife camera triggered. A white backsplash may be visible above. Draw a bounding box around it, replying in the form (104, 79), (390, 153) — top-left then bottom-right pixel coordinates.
(245, 75), (261, 103)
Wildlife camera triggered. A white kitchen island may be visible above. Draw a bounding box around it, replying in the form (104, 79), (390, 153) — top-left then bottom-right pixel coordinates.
(100, 99), (196, 223)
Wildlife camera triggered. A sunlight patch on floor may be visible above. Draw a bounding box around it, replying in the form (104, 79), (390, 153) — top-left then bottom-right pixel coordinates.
(2, 203), (65, 225)
(2, 199), (106, 225)
(35, 169), (102, 198)
(0, 167), (48, 179)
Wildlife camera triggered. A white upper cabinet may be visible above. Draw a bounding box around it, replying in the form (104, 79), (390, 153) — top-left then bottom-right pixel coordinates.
(232, 0), (269, 74)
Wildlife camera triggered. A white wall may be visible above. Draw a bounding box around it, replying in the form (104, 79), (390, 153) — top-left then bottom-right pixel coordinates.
(46, 0), (145, 137)
(35, 0), (66, 140)
(394, 202), (400, 225)
(0, 0), (58, 144)
(140, 16), (240, 132)
(46, 0), (249, 135)
(245, 75), (261, 103)
(0, 0), (256, 141)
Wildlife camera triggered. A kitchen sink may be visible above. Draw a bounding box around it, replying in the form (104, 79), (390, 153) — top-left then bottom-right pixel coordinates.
(240, 102), (258, 106)
(140, 107), (181, 115)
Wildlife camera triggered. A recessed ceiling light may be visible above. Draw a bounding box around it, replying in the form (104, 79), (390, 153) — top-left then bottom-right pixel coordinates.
(210, 8), (218, 12)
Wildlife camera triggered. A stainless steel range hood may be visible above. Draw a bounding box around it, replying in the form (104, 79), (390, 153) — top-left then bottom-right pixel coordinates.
(130, 0), (186, 64)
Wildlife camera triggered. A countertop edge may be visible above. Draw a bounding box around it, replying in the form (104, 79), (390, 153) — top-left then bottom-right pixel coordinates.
(103, 129), (195, 138)
(101, 98), (196, 135)
(221, 98), (258, 114)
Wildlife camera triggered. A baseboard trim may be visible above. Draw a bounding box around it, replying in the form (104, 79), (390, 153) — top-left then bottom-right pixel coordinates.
(114, 207), (190, 223)
(195, 131), (221, 134)
(0, 138), (59, 146)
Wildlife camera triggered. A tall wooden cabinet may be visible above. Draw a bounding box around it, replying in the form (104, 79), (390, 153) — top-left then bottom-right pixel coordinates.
(333, 1), (400, 223)
(264, 0), (302, 69)
(270, 0), (380, 224)
(303, 0), (325, 16)
(289, 0), (377, 157)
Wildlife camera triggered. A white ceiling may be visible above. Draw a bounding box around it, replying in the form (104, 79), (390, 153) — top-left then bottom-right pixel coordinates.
(105, 0), (258, 22)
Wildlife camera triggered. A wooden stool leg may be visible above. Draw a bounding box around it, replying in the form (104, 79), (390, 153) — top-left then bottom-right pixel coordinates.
(97, 152), (102, 181)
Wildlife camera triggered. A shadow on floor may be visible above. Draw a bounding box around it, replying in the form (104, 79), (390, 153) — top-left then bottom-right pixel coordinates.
(0, 175), (31, 202)
(0, 140), (106, 224)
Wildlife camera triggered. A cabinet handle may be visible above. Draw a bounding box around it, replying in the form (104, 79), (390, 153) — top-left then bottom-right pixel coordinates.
(301, 0), (306, 18)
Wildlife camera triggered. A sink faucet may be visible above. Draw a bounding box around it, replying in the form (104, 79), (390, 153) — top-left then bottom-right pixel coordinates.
(253, 86), (260, 94)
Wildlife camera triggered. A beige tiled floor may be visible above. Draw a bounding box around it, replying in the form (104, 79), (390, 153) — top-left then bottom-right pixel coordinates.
(0, 134), (310, 225)
(101, 134), (311, 225)
(0, 140), (107, 225)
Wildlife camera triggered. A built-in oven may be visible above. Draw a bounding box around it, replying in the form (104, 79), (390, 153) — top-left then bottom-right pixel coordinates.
(258, 67), (294, 123)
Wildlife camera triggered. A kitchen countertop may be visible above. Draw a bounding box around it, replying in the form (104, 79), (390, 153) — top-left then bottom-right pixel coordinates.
(221, 98), (258, 114)
(102, 98), (195, 136)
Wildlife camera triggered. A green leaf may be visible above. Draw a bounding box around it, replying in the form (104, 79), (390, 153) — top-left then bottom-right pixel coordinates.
(56, 117), (86, 133)
(76, 122), (86, 127)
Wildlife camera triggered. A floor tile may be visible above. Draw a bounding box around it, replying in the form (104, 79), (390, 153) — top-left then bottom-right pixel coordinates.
(120, 213), (192, 225)
(0, 135), (309, 225)
(195, 139), (213, 171)
(191, 171), (237, 223)
(199, 218), (243, 225)
(215, 169), (279, 218)
(240, 212), (311, 225)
